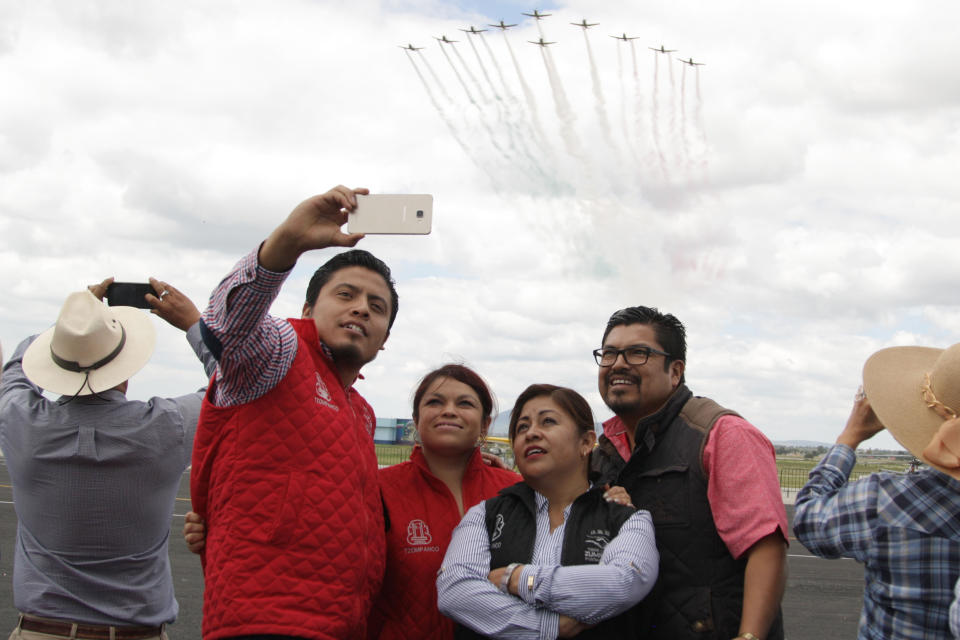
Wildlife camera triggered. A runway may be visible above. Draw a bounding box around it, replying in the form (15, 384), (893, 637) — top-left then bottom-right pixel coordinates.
(0, 462), (865, 639)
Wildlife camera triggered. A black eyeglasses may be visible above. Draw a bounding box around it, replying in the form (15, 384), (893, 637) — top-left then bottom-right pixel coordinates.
(593, 345), (671, 367)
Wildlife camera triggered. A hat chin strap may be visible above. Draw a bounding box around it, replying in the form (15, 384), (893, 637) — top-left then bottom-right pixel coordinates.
(49, 326), (126, 400)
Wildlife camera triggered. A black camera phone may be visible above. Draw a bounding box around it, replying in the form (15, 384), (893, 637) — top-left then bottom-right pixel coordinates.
(105, 282), (156, 309)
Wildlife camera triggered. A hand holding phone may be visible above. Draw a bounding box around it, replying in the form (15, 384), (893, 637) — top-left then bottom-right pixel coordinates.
(105, 282), (156, 309)
(347, 194), (433, 235)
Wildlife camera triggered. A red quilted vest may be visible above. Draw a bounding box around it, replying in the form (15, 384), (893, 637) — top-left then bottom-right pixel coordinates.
(368, 447), (519, 640)
(191, 318), (385, 640)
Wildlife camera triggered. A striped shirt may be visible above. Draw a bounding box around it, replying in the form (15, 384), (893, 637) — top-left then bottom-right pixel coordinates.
(0, 325), (216, 625)
(200, 248), (302, 407)
(436, 488), (658, 639)
(794, 444), (960, 640)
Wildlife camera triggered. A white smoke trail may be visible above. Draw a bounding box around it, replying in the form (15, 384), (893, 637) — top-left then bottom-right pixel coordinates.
(419, 51), (453, 103)
(406, 51), (495, 185)
(667, 54), (681, 170)
(503, 33), (551, 154)
(583, 30), (616, 148)
(478, 33), (557, 189)
(695, 67), (708, 176)
(680, 64), (691, 170)
(633, 41), (667, 180)
(467, 34), (502, 106)
(438, 43), (510, 159)
(451, 43), (490, 103)
(616, 43), (640, 167)
(540, 45), (595, 188)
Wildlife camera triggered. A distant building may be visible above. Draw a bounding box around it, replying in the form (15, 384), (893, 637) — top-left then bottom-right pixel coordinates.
(374, 417), (414, 444)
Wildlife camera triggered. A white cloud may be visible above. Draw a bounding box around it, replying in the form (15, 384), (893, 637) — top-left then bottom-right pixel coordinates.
(3, 0), (960, 453)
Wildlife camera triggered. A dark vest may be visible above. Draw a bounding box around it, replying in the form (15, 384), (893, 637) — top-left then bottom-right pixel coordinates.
(455, 482), (646, 640)
(591, 385), (784, 640)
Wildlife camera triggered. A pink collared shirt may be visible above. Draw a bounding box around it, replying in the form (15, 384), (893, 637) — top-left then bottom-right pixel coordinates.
(602, 414), (787, 559)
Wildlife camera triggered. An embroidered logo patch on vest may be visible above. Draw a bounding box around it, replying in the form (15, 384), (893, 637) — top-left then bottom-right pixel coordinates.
(360, 404), (374, 436)
(404, 519), (440, 553)
(584, 528), (612, 563)
(490, 514), (505, 549)
(314, 372), (337, 411)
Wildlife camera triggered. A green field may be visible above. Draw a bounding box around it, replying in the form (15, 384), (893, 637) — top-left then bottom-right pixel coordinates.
(776, 457), (912, 489)
(375, 444), (915, 491)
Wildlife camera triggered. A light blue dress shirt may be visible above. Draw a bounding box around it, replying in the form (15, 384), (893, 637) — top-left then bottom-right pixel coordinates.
(0, 324), (215, 626)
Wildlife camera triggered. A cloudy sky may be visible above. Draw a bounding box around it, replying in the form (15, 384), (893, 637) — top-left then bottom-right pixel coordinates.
(3, 0), (959, 450)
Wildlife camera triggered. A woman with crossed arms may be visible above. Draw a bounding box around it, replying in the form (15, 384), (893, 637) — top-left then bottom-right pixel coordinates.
(437, 384), (659, 639)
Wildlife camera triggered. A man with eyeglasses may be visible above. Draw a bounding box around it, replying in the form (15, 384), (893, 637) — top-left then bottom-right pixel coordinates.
(590, 306), (787, 640)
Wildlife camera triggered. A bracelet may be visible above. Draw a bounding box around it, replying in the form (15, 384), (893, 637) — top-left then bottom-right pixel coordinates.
(500, 563), (521, 593)
(737, 633), (760, 640)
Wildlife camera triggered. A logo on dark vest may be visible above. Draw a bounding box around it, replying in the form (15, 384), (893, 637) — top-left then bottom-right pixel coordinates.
(584, 528), (611, 563)
(491, 514), (505, 543)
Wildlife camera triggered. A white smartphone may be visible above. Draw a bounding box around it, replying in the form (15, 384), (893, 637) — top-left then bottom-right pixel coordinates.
(347, 194), (433, 235)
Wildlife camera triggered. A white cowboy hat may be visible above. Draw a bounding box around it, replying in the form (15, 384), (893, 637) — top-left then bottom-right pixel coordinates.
(22, 290), (156, 396)
(863, 343), (960, 479)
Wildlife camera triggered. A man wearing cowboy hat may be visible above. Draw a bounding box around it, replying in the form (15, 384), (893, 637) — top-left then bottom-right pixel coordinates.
(0, 277), (216, 640)
(793, 344), (960, 640)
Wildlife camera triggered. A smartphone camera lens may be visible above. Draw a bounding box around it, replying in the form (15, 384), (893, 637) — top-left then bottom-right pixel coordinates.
(416, 210), (424, 218)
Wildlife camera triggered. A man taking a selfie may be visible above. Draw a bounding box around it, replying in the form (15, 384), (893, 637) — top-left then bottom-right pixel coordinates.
(190, 185), (398, 640)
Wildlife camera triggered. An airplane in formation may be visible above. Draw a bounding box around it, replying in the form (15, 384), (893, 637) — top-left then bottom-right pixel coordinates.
(399, 43), (424, 51)
(528, 37), (556, 47)
(678, 57), (705, 66)
(649, 45), (677, 54)
(611, 33), (640, 41)
(523, 9), (551, 20)
(488, 20), (517, 30)
(459, 26), (487, 35)
(570, 19), (598, 29)
(434, 35), (459, 44)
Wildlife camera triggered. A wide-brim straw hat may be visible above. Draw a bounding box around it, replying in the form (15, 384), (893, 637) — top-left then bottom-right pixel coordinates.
(863, 343), (960, 479)
(22, 290), (156, 396)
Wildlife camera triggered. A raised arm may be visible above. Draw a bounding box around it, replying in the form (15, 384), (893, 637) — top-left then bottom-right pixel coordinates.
(199, 187), (368, 407)
(793, 397), (884, 561)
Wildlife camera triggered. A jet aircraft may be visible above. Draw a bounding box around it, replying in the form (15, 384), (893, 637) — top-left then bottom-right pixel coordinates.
(610, 33), (640, 41)
(678, 57), (705, 66)
(434, 35), (459, 44)
(522, 9), (551, 20)
(528, 37), (556, 46)
(649, 45), (677, 54)
(571, 19), (598, 29)
(488, 20), (517, 30)
(459, 26), (487, 35)
(399, 43), (424, 51)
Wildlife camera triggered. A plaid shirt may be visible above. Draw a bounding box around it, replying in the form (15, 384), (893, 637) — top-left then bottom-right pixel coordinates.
(794, 444), (960, 640)
(201, 248), (309, 407)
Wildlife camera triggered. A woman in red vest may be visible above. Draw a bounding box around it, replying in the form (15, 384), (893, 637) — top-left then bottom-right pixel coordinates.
(368, 364), (520, 639)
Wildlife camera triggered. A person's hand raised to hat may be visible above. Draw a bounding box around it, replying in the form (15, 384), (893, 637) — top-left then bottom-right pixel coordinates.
(259, 185), (369, 272)
(146, 278), (201, 332)
(837, 393), (886, 450)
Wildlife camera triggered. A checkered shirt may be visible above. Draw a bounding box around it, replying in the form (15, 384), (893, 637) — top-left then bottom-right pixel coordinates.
(794, 444), (960, 640)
